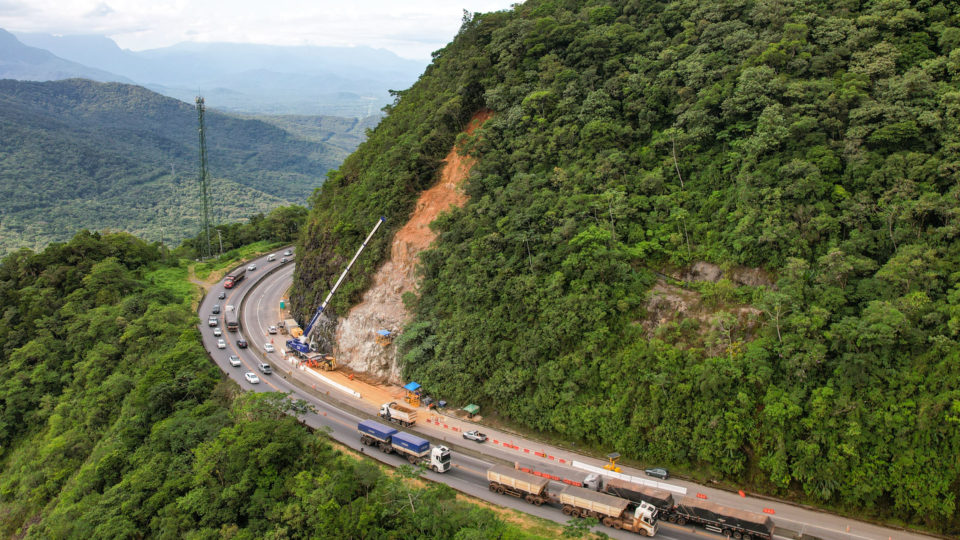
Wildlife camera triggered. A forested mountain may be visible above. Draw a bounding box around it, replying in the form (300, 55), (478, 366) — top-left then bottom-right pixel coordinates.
(0, 231), (535, 537)
(293, 0), (960, 534)
(0, 78), (347, 253)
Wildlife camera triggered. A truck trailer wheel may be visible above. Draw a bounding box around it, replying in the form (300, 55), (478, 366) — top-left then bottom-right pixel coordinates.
(676, 518), (686, 525)
(612, 520), (623, 530)
(524, 494), (534, 504)
(532, 498), (543, 506)
(407, 455), (418, 464)
(561, 505), (573, 516)
(733, 533), (742, 539)
(601, 517), (613, 527)
(488, 482), (498, 492)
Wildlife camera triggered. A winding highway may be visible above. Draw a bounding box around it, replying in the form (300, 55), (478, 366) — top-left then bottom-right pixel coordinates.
(197, 250), (936, 540)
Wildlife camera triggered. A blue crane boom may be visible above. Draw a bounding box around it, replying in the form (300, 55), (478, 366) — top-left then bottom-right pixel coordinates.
(286, 216), (386, 355)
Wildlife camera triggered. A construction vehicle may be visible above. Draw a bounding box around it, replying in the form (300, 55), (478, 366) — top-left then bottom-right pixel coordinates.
(302, 352), (336, 371)
(357, 420), (450, 473)
(284, 319), (301, 338)
(559, 485), (658, 536)
(286, 216), (385, 357)
(223, 266), (246, 288)
(379, 402), (417, 426)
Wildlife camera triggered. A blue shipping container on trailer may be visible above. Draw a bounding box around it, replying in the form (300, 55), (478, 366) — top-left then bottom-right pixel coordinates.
(358, 420), (397, 441)
(391, 431), (430, 454)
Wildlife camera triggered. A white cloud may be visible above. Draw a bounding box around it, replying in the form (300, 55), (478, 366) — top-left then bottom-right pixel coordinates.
(0, 0), (519, 59)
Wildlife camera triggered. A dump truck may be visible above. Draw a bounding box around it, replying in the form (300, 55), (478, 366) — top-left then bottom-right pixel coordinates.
(598, 477), (674, 516)
(356, 420), (450, 473)
(668, 498), (774, 540)
(379, 401), (417, 426)
(487, 465), (551, 505)
(223, 266), (246, 288)
(559, 485), (658, 536)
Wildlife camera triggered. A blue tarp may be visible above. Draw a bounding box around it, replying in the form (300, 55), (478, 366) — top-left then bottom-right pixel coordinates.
(358, 420), (397, 441)
(403, 382), (421, 392)
(377, 329), (392, 336)
(391, 430), (430, 454)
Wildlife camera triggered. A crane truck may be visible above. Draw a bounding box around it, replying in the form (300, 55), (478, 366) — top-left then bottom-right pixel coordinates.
(357, 420), (450, 473)
(286, 216), (386, 357)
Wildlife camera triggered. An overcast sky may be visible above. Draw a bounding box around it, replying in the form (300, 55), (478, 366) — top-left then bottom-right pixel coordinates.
(0, 0), (519, 59)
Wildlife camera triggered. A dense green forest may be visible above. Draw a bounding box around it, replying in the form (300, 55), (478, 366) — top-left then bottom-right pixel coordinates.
(294, 0), (960, 533)
(0, 230), (539, 538)
(0, 79), (356, 253)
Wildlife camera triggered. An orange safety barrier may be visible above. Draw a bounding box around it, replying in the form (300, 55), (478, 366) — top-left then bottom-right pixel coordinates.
(696, 493), (707, 499)
(548, 455), (555, 460)
(524, 448), (530, 453)
(534, 451), (546, 457)
(739, 490), (745, 497)
(763, 508), (775, 514)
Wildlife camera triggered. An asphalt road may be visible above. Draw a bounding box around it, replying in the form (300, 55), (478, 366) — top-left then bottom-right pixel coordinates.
(198, 249), (937, 540)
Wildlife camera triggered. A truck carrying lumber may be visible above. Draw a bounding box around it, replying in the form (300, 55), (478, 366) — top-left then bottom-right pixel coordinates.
(670, 498), (774, 540)
(602, 478), (674, 514)
(559, 485), (658, 536)
(379, 401), (417, 426)
(486, 465), (550, 505)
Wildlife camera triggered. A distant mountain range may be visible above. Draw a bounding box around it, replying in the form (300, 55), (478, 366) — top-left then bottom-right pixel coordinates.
(3, 28), (427, 116)
(0, 78), (354, 252)
(0, 29), (132, 84)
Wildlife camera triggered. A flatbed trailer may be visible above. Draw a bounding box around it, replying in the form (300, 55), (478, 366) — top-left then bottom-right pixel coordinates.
(670, 498), (774, 540)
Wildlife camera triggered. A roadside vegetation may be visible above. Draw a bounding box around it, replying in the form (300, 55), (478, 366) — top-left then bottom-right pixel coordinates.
(0, 230), (542, 538)
(296, 0), (960, 533)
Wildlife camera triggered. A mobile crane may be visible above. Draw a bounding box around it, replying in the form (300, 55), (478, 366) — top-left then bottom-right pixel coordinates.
(286, 216), (386, 357)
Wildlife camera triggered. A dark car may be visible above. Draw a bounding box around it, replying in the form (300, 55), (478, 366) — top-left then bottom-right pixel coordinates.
(462, 430), (488, 442)
(644, 467), (669, 479)
(237, 338), (248, 349)
(212, 304), (221, 314)
(218, 291), (226, 299)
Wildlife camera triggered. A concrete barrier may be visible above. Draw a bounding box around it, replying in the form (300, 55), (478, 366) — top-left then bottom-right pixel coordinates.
(298, 364), (362, 399)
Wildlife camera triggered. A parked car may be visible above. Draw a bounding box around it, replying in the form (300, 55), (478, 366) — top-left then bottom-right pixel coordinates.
(217, 339), (226, 349)
(268, 254), (276, 261)
(462, 430), (488, 442)
(237, 338), (248, 349)
(208, 316), (218, 327)
(247, 264), (257, 271)
(228, 355), (242, 367)
(268, 325), (277, 334)
(257, 362), (272, 374)
(264, 343), (275, 353)
(644, 468), (669, 479)
(283, 249), (292, 256)
(218, 291), (226, 299)
(244, 372), (260, 384)
(213, 327), (222, 336)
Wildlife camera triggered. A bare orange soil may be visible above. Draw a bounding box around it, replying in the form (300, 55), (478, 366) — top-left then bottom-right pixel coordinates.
(333, 110), (494, 387)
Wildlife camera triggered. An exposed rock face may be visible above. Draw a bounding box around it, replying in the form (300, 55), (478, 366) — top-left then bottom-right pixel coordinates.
(334, 111), (493, 382)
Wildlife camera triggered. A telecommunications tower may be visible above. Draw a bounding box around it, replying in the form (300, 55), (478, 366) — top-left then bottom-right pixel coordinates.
(196, 96), (212, 258)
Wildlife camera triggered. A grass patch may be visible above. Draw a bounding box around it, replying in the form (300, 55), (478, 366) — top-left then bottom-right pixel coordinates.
(145, 263), (196, 303)
(193, 240), (286, 281)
